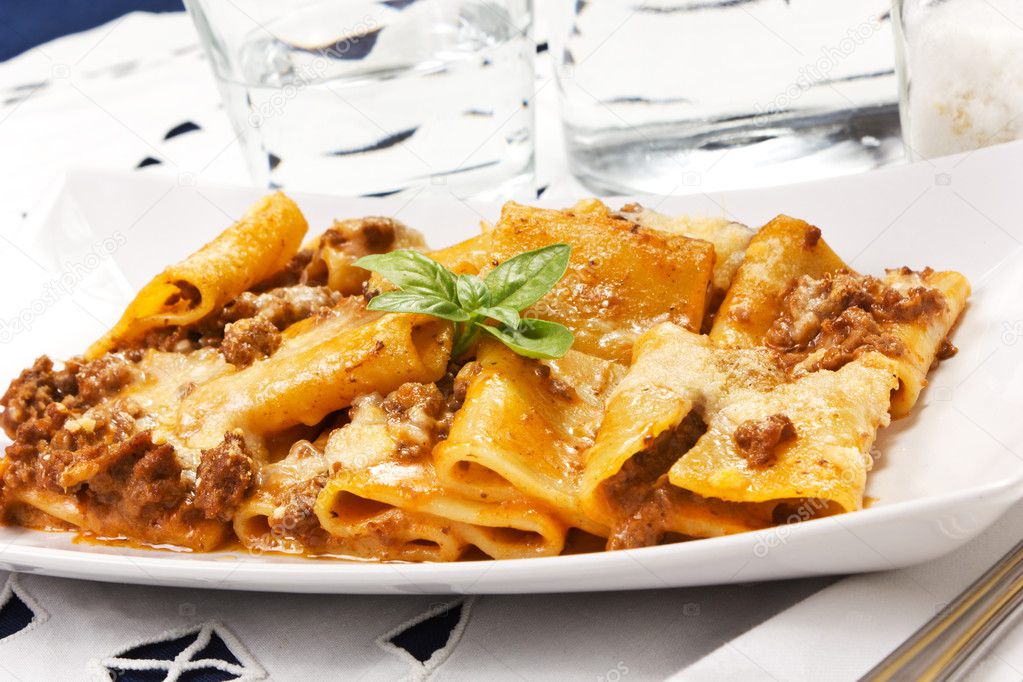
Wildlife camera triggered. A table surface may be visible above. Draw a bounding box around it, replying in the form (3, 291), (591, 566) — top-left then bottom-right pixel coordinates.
(0, 6), (1022, 681)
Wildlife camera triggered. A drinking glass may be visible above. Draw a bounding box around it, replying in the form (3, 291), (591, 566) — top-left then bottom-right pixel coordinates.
(551, 0), (903, 195)
(185, 0), (535, 198)
(893, 0), (1023, 161)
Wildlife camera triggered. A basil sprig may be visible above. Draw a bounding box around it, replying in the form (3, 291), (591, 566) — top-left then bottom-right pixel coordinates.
(355, 244), (574, 359)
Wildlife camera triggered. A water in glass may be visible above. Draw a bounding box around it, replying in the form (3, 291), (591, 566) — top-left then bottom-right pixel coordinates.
(188, 0), (534, 198)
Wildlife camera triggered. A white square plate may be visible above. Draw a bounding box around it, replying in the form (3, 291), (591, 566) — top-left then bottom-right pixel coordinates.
(1, 142), (1021, 594)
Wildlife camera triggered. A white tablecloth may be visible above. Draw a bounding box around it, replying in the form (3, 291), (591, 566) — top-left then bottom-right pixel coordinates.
(1, 8), (1022, 681)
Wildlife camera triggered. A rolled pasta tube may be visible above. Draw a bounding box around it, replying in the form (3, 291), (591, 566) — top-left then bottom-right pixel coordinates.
(710, 215), (847, 348)
(88, 192), (308, 358)
(179, 311), (452, 450)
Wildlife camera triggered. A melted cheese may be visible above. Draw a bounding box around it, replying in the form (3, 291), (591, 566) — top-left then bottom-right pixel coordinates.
(584, 323), (897, 534)
(178, 305), (451, 450)
(620, 206), (754, 298)
(432, 200), (715, 362)
(119, 348), (233, 470)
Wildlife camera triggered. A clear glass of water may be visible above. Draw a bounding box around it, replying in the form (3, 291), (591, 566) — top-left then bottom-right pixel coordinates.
(551, 0), (903, 195)
(185, 0), (535, 198)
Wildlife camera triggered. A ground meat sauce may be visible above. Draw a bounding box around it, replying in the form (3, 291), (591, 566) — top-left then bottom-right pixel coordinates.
(302, 217), (421, 294)
(3, 387), (191, 525)
(163, 280), (202, 310)
(141, 284), (342, 358)
(443, 361), (480, 412)
(224, 285), (341, 331)
(333, 217), (404, 253)
(381, 382), (450, 459)
(76, 355), (139, 404)
(220, 317), (282, 367)
(194, 432), (256, 521)
(766, 269), (948, 372)
(269, 473), (331, 551)
(807, 307), (905, 372)
(0, 218), (433, 550)
(0, 347), (205, 534)
(608, 483), (672, 551)
(607, 482), (706, 551)
(936, 338), (958, 360)
(85, 432), (186, 522)
(0, 357), (76, 437)
(253, 248), (314, 290)
(803, 226), (822, 248)
(0, 354), (137, 438)
(604, 412), (708, 550)
(4, 403), (82, 491)
(734, 413), (796, 467)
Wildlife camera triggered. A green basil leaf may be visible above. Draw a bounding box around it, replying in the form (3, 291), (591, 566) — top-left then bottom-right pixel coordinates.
(455, 274), (491, 311)
(476, 318), (574, 359)
(366, 291), (469, 321)
(354, 250), (456, 301)
(484, 243), (571, 311)
(475, 305), (521, 329)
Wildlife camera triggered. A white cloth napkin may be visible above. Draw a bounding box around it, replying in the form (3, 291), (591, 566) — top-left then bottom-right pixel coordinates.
(676, 500), (1023, 681)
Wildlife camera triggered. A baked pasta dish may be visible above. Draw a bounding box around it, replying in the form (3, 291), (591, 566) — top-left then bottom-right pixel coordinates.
(0, 194), (969, 561)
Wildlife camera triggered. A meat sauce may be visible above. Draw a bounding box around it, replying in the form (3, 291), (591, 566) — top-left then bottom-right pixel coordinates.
(602, 268), (952, 550)
(0, 218), (417, 549)
(765, 269), (947, 372)
(734, 413), (796, 467)
(603, 412), (707, 550)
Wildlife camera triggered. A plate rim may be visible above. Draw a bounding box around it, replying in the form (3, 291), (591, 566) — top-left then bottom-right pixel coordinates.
(1, 474), (1019, 586)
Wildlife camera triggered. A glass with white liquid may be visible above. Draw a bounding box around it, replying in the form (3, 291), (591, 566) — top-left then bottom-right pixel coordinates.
(894, 0), (1023, 161)
(551, 0), (903, 195)
(185, 0), (534, 198)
